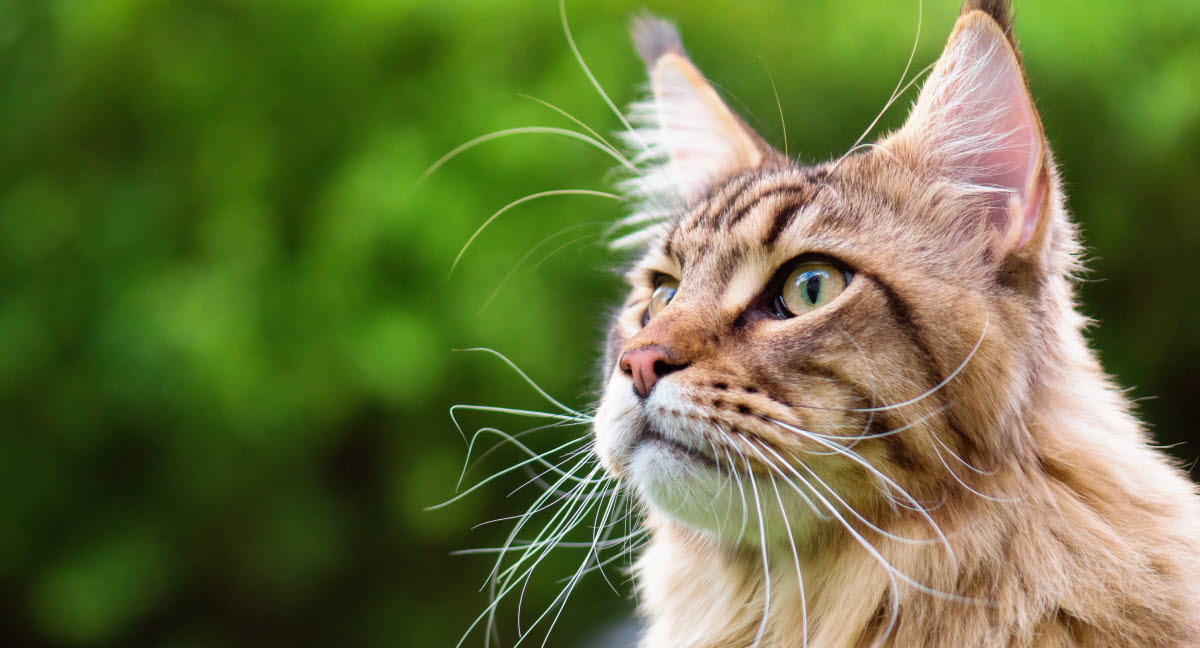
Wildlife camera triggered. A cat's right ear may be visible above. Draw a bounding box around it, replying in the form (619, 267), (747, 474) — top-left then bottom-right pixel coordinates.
(627, 15), (769, 201)
(888, 2), (1051, 259)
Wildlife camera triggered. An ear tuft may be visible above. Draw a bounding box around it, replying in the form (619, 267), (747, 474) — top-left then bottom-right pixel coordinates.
(631, 13), (684, 67)
(961, 0), (1014, 39)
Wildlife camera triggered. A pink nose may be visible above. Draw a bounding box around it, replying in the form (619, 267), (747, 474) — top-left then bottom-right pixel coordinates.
(619, 346), (686, 399)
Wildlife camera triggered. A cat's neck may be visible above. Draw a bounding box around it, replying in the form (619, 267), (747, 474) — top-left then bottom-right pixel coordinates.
(633, 299), (1200, 647)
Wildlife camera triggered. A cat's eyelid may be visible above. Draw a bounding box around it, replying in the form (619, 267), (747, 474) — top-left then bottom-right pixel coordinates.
(651, 272), (678, 287)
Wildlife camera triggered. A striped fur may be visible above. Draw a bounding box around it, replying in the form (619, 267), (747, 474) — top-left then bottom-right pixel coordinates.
(592, 2), (1200, 647)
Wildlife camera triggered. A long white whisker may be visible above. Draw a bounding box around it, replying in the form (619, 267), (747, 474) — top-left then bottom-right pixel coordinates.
(743, 457), (772, 648)
(516, 474), (622, 648)
(462, 429), (597, 493)
(722, 445), (750, 543)
(767, 444), (963, 602)
(769, 474), (808, 648)
(767, 421), (955, 568)
(841, 0), (924, 161)
(477, 223), (609, 313)
(432, 435), (592, 511)
(803, 403), (949, 445)
(924, 429), (1018, 503)
(926, 422), (1001, 476)
(449, 354), (592, 416)
(559, 0), (644, 152)
(834, 324), (878, 451)
(459, 417), (583, 488)
(742, 437), (926, 546)
(449, 189), (623, 276)
(519, 93), (629, 164)
(487, 458), (601, 586)
(471, 463), (604, 648)
(422, 126), (638, 183)
(758, 57), (788, 158)
(736, 437), (827, 521)
(503, 465), (608, 631)
(794, 310), (989, 415)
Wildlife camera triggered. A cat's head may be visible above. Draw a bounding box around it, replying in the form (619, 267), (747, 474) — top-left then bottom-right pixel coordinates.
(594, 2), (1075, 544)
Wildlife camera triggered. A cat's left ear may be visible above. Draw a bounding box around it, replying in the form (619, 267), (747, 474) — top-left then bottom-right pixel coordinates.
(627, 15), (771, 202)
(891, 5), (1051, 256)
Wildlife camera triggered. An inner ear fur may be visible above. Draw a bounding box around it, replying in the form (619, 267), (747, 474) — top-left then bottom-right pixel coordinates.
(889, 6), (1052, 262)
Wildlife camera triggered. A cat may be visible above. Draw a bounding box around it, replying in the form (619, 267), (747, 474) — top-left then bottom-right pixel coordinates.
(453, 1), (1200, 646)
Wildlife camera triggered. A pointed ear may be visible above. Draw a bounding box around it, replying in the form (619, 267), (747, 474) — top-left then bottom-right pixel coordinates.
(627, 15), (769, 202)
(893, 6), (1050, 253)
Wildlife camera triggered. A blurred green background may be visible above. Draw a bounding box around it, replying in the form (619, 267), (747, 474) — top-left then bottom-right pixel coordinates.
(1, 0), (1198, 645)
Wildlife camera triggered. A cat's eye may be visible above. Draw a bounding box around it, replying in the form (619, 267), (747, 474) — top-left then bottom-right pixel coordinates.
(776, 261), (849, 317)
(645, 277), (678, 323)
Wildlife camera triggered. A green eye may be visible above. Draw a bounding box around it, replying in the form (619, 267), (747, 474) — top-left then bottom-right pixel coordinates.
(778, 262), (848, 316)
(646, 278), (678, 321)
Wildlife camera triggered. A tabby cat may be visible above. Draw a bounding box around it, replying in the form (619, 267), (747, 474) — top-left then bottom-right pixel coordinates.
(458, 1), (1200, 646)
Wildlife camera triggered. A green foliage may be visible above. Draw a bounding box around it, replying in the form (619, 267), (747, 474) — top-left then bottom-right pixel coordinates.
(0, 0), (1197, 645)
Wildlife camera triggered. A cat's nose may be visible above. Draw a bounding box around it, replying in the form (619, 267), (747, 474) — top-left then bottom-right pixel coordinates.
(619, 345), (688, 399)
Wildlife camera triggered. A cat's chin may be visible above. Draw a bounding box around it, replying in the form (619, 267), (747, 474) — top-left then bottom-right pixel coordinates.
(629, 435), (816, 547)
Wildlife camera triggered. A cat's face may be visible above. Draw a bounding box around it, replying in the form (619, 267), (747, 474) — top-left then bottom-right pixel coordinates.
(593, 9), (1062, 544)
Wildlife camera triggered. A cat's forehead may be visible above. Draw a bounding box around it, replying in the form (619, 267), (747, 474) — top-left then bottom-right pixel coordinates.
(642, 162), (893, 282)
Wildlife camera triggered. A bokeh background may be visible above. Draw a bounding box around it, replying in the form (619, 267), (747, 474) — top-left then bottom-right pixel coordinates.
(2, 0), (1198, 646)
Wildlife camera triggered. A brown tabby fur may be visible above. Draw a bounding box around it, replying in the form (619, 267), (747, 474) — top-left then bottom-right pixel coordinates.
(590, 1), (1200, 646)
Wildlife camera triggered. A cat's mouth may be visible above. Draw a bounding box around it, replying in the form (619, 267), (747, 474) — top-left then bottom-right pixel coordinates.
(634, 425), (718, 468)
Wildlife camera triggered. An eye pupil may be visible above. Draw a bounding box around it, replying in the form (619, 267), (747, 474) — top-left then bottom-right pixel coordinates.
(805, 275), (821, 304)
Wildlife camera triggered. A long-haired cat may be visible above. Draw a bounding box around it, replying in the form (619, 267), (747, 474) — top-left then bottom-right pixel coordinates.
(450, 1), (1200, 646)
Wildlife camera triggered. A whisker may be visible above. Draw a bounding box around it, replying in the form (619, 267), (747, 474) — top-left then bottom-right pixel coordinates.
(769, 474), (808, 648)
(743, 459), (773, 648)
(734, 434), (827, 521)
(450, 350), (594, 417)
(432, 436), (592, 511)
(471, 468), (599, 531)
(791, 310), (989, 415)
(924, 430), (1018, 503)
(477, 222), (610, 314)
(834, 324), (879, 451)
(840, 0), (925, 162)
(461, 428), (596, 494)
(758, 56), (788, 158)
(722, 445), (751, 543)
(796, 450), (937, 546)
(422, 126), (638, 184)
(559, 0), (644, 152)
(742, 436), (929, 546)
(802, 403), (950, 449)
(514, 462), (621, 500)
(515, 476), (624, 648)
(449, 189), (623, 277)
(501, 468), (609, 628)
(924, 419), (1001, 476)
(530, 234), (604, 272)
(816, 60), (934, 195)
(463, 418), (587, 481)
(486, 459), (603, 584)
(766, 420), (956, 568)
(469, 465), (606, 648)
(519, 93), (629, 164)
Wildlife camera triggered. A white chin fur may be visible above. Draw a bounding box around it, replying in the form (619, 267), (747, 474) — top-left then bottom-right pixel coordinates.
(596, 371), (816, 546)
(630, 441), (753, 543)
